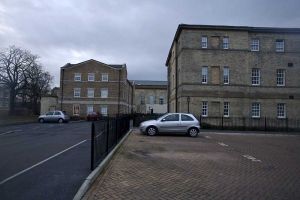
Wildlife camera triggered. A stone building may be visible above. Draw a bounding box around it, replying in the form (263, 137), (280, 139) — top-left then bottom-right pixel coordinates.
(132, 80), (167, 114)
(60, 59), (133, 117)
(166, 24), (300, 121)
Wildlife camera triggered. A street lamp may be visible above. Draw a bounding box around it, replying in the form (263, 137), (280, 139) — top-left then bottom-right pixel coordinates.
(187, 96), (190, 113)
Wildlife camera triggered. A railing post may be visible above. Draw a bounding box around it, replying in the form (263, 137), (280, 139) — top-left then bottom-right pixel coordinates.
(199, 115), (202, 127)
(116, 116), (118, 143)
(221, 117), (224, 130)
(90, 122), (95, 171)
(106, 117), (109, 155)
(264, 117), (267, 131)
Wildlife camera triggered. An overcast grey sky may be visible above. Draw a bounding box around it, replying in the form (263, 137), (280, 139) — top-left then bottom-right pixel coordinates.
(1, 0), (299, 87)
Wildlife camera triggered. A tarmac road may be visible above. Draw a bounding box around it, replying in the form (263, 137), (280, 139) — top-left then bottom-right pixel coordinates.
(0, 121), (91, 200)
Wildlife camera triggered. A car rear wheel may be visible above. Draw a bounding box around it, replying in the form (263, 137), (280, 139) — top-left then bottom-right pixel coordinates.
(188, 128), (199, 137)
(146, 126), (157, 136)
(58, 118), (64, 123)
(39, 118), (44, 123)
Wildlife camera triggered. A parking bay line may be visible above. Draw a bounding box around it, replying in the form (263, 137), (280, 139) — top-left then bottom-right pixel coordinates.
(242, 155), (262, 162)
(218, 142), (229, 147)
(0, 129), (23, 136)
(0, 131), (14, 136)
(0, 139), (87, 185)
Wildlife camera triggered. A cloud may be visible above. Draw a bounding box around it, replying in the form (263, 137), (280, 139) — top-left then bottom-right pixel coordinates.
(0, 0), (300, 86)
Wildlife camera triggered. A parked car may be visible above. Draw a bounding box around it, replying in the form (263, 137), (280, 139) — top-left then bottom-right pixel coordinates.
(38, 111), (70, 123)
(139, 113), (200, 137)
(86, 112), (100, 121)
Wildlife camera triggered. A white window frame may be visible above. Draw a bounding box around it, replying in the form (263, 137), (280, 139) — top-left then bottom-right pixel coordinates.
(140, 95), (145, 105)
(202, 101), (208, 117)
(202, 66), (208, 84)
(277, 103), (286, 118)
(87, 88), (94, 98)
(201, 36), (208, 48)
(101, 88), (108, 98)
(251, 39), (260, 51)
(87, 105), (93, 114)
(73, 104), (80, 115)
(251, 68), (260, 86)
(74, 88), (81, 98)
(224, 102), (230, 117)
(223, 37), (229, 49)
(101, 73), (108, 82)
(251, 102), (260, 118)
(149, 95), (154, 105)
(100, 105), (108, 116)
(88, 73), (95, 82)
(276, 69), (285, 86)
(223, 67), (229, 84)
(74, 73), (81, 81)
(159, 96), (164, 105)
(276, 39), (284, 52)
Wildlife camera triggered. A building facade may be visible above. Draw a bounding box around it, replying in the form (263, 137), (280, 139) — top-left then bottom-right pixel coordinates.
(166, 24), (300, 121)
(60, 59), (133, 117)
(132, 80), (167, 114)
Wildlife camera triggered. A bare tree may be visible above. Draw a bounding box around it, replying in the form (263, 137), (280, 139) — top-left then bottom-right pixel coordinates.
(22, 63), (52, 114)
(0, 46), (39, 114)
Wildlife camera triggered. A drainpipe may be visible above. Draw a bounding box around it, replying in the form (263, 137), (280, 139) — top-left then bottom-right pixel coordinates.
(175, 41), (178, 113)
(131, 81), (134, 114)
(60, 68), (64, 111)
(167, 67), (170, 113)
(118, 69), (121, 117)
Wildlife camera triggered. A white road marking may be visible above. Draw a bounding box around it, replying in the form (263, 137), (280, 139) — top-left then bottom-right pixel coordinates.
(218, 142), (229, 147)
(205, 136), (211, 139)
(0, 129), (23, 136)
(0, 131), (13, 136)
(242, 155), (262, 162)
(0, 139), (87, 185)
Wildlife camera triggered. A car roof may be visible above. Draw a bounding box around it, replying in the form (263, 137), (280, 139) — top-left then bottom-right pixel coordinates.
(166, 113), (194, 115)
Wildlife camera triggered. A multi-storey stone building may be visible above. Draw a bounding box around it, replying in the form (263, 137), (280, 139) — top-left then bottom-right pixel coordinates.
(166, 24), (300, 121)
(132, 80), (167, 114)
(60, 59), (133, 117)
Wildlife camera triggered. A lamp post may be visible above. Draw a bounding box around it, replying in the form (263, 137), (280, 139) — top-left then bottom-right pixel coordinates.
(187, 96), (190, 113)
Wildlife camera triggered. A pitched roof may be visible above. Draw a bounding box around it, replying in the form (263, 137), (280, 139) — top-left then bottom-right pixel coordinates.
(131, 80), (168, 86)
(108, 64), (123, 69)
(61, 59), (125, 69)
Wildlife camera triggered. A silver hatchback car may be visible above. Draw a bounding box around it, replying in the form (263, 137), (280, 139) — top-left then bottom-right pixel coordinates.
(139, 113), (200, 137)
(38, 110), (70, 123)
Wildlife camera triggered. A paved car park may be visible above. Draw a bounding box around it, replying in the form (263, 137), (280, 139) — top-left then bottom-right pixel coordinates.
(0, 122), (91, 200)
(84, 129), (300, 200)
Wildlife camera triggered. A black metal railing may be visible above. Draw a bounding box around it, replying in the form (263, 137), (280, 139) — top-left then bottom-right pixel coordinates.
(199, 116), (300, 132)
(90, 115), (131, 170)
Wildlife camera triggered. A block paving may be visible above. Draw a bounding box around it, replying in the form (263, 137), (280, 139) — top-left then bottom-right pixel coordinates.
(83, 130), (300, 200)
